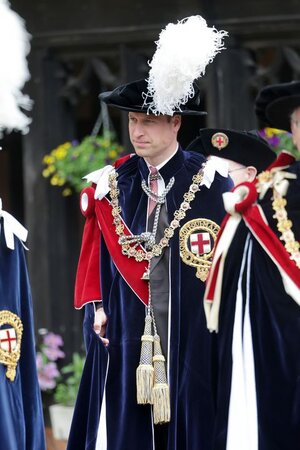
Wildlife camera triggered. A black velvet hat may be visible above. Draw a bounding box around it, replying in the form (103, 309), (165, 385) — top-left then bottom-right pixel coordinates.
(99, 79), (207, 116)
(255, 81), (300, 132)
(186, 128), (276, 173)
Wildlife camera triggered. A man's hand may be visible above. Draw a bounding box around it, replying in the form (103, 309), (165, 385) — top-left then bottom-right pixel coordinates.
(93, 307), (109, 346)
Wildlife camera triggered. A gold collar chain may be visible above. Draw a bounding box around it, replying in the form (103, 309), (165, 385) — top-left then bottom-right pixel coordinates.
(257, 170), (300, 268)
(108, 166), (205, 262)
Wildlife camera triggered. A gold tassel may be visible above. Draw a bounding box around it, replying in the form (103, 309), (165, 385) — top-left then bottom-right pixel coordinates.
(136, 314), (154, 404)
(152, 334), (171, 424)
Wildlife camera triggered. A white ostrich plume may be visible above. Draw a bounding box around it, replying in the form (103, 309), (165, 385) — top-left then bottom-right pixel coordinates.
(145, 15), (228, 115)
(0, 0), (32, 136)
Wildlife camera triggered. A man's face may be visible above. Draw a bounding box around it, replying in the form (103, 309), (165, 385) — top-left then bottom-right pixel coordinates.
(128, 112), (181, 166)
(291, 106), (300, 151)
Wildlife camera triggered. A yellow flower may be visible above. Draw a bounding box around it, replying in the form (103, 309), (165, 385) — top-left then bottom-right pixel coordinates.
(42, 169), (50, 178)
(57, 177), (66, 186)
(50, 175), (59, 186)
(264, 127), (284, 137)
(43, 155), (55, 165)
(53, 147), (67, 160)
(47, 165), (56, 174)
(62, 187), (72, 196)
(108, 150), (118, 159)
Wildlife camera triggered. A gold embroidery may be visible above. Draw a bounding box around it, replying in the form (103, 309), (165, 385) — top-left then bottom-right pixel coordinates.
(257, 169), (300, 268)
(179, 218), (220, 281)
(0, 311), (23, 381)
(272, 190), (300, 268)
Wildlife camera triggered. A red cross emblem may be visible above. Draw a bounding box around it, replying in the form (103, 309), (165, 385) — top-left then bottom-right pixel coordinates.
(211, 132), (229, 150)
(190, 232), (211, 255)
(0, 328), (17, 352)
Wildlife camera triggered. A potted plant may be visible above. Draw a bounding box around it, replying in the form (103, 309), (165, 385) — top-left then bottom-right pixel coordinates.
(49, 352), (85, 440)
(36, 330), (85, 441)
(42, 131), (125, 196)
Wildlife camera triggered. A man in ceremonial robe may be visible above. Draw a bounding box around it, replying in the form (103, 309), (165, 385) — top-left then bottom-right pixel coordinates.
(67, 77), (232, 450)
(67, 15), (231, 450)
(203, 80), (300, 450)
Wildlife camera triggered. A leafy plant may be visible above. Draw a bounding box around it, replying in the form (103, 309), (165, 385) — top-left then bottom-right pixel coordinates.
(36, 330), (85, 407)
(42, 131), (125, 196)
(259, 127), (299, 160)
(53, 352), (85, 406)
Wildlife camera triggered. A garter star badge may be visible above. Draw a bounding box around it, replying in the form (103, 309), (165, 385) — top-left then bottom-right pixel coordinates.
(179, 218), (220, 281)
(211, 132), (229, 150)
(0, 311), (23, 381)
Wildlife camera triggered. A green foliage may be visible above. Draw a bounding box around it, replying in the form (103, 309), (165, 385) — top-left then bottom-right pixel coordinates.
(53, 353), (85, 406)
(42, 131), (124, 196)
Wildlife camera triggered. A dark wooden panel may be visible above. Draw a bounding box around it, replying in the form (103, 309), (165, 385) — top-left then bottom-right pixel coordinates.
(22, 50), (84, 357)
(12, 0), (200, 34)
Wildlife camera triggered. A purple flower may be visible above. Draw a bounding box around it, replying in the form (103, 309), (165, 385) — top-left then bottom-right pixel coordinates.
(43, 362), (60, 378)
(268, 135), (280, 147)
(36, 331), (66, 392)
(36, 352), (43, 370)
(43, 332), (64, 349)
(258, 129), (266, 139)
(44, 346), (65, 361)
(37, 361), (60, 391)
(38, 375), (56, 391)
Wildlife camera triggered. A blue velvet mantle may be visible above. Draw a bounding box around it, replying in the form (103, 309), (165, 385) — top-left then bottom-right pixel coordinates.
(67, 149), (232, 450)
(0, 222), (45, 450)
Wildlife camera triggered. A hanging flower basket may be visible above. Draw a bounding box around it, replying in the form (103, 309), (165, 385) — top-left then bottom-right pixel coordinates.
(42, 131), (125, 196)
(259, 127), (299, 159)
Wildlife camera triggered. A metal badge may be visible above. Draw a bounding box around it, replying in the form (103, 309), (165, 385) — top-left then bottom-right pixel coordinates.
(179, 218), (220, 281)
(211, 132), (229, 150)
(0, 311), (23, 381)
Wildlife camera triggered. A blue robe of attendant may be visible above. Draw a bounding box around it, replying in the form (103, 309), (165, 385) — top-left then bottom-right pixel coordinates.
(0, 220), (46, 450)
(67, 149), (232, 450)
(211, 162), (300, 450)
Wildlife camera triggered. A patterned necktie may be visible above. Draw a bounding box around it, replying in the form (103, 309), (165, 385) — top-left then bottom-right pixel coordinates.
(148, 165), (158, 217)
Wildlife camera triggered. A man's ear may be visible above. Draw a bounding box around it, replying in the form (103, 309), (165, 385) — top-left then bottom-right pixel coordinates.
(173, 114), (182, 132)
(246, 166), (257, 182)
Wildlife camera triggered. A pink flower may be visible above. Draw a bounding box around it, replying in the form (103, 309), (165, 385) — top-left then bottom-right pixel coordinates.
(37, 362), (60, 391)
(36, 352), (43, 370)
(44, 347), (65, 361)
(36, 331), (66, 392)
(43, 332), (64, 349)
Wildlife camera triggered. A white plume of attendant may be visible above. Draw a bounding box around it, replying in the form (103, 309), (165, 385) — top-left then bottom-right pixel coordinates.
(145, 15), (228, 115)
(0, 0), (32, 136)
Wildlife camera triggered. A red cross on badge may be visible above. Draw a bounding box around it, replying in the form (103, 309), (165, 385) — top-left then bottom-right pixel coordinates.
(190, 232), (211, 255)
(0, 328), (17, 352)
(211, 132), (229, 150)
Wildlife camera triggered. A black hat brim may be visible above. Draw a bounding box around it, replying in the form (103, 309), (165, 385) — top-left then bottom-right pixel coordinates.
(265, 95), (300, 131)
(99, 79), (207, 116)
(187, 128), (276, 173)
(255, 81), (300, 131)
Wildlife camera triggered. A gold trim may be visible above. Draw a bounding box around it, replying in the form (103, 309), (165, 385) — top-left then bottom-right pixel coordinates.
(0, 311), (23, 381)
(179, 218), (220, 281)
(272, 190), (300, 268)
(257, 169), (300, 268)
(108, 167), (205, 263)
